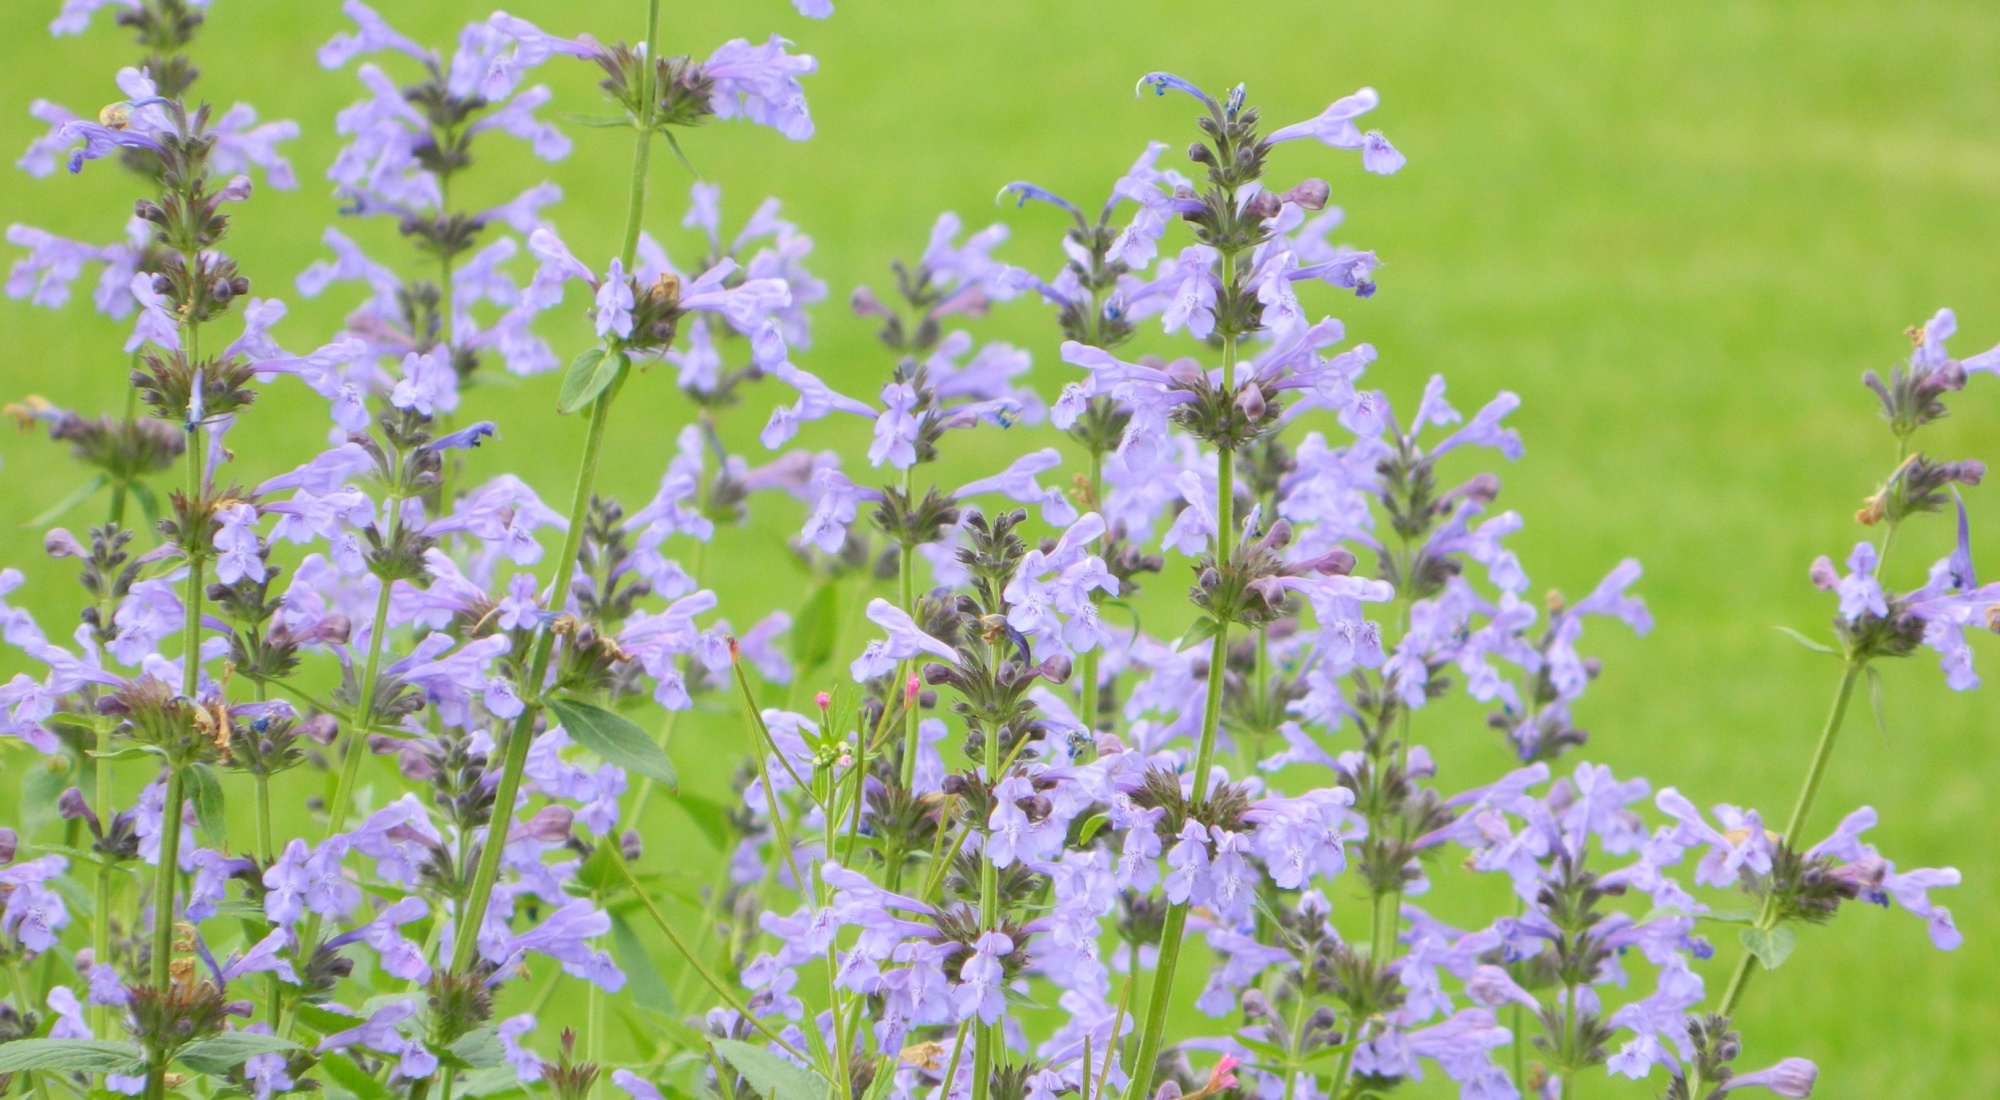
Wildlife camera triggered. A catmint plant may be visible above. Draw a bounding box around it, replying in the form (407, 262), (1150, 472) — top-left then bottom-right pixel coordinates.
(0, 5), (1990, 1100)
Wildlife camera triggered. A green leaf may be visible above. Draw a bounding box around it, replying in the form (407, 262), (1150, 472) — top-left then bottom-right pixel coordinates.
(457, 1066), (528, 1099)
(1174, 616), (1221, 653)
(556, 348), (621, 415)
(1694, 909), (1759, 926)
(0, 1039), (145, 1074)
(1773, 626), (1837, 656)
(673, 793), (737, 852)
(1740, 925), (1797, 971)
(19, 753), (73, 842)
(1866, 664), (1891, 741)
(710, 1039), (830, 1100)
(176, 1032), (304, 1075)
(789, 581), (840, 674)
(442, 1028), (505, 1071)
(130, 480), (161, 529)
(612, 914), (676, 1015)
(318, 1052), (391, 1100)
(24, 473), (108, 529)
(1075, 811), (1110, 847)
(187, 762), (227, 844)
(545, 697), (677, 792)
(558, 112), (639, 129)
(86, 745), (161, 763)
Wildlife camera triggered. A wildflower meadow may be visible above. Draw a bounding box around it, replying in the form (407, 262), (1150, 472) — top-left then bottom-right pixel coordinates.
(0, 3), (1995, 1100)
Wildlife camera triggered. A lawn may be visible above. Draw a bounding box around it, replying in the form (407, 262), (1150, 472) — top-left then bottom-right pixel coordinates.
(1, 1), (1997, 1095)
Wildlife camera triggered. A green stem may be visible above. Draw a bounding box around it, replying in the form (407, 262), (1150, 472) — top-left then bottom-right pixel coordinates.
(452, 383), (622, 972)
(1690, 659), (1863, 1099)
(320, 541), (401, 841)
(254, 774), (274, 863)
(1126, 448), (1234, 1100)
(898, 464), (920, 789)
(1078, 447), (1104, 740)
(141, 768), (184, 1100)
(971, 669), (1003, 1100)
(90, 720), (114, 1038)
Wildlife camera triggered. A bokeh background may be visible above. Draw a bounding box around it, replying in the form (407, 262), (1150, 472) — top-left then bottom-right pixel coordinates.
(1, 1), (1996, 1096)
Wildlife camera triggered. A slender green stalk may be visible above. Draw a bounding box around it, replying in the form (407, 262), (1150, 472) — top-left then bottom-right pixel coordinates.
(1126, 449), (1234, 1100)
(609, 849), (810, 1060)
(971, 651), (1004, 1100)
(323, 576), (397, 839)
(91, 720), (114, 1038)
(146, 413), (207, 1100)
(1688, 659), (1863, 1099)
(452, 383), (622, 970)
(441, 0), (662, 974)
(1078, 447), (1104, 739)
(898, 463), (921, 788)
(254, 774), (274, 862)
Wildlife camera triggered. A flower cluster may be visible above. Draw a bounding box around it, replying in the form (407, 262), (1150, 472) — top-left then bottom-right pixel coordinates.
(0, 7), (1986, 1100)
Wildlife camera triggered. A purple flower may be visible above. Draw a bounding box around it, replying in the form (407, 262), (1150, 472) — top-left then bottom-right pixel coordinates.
(0, 856), (69, 952)
(499, 1015), (544, 1083)
(213, 503), (266, 585)
(1267, 87), (1382, 150)
(319, 1), (430, 67)
(1652, 789), (1773, 888)
(705, 36), (817, 140)
(389, 350), (458, 416)
(951, 931), (1014, 1024)
(954, 448), (1078, 526)
(317, 1000), (438, 1081)
(46, 986), (90, 1040)
(849, 599), (958, 682)
(1723, 1058), (1818, 1098)
(492, 898), (625, 991)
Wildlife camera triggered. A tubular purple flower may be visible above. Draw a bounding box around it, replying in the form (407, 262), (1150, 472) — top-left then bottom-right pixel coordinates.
(850, 599), (959, 682)
(319, 1), (431, 67)
(1266, 87), (1381, 148)
(1722, 1058), (1818, 1097)
(1134, 72), (1218, 111)
(705, 35), (818, 140)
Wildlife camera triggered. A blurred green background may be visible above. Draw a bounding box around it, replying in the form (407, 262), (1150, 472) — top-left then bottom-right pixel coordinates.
(1, 1), (1997, 1096)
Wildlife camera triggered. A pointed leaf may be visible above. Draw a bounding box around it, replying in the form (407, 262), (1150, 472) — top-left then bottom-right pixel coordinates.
(318, 1052), (391, 1100)
(546, 697), (677, 791)
(441, 1027), (505, 1071)
(130, 480), (161, 528)
(1866, 664), (1891, 741)
(1174, 616), (1221, 653)
(176, 1032), (304, 1074)
(612, 914), (676, 1015)
(1740, 925), (1797, 971)
(24, 473), (108, 529)
(711, 1039), (830, 1100)
(0, 1039), (145, 1073)
(1773, 626), (1837, 656)
(187, 762), (226, 844)
(673, 793), (737, 852)
(789, 581), (840, 674)
(556, 348), (616, 415)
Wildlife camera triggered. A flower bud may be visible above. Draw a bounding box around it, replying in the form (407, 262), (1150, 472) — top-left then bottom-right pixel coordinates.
(1242, 190), (1282, 221)
(1234, 384), (1267, 420)
(1281, 178), (1331, 210)
(515, 805), (575, 844)
(43, 528), (86, 558)
(1465, 965), (1539, 1010)
(1186, 142), (1215, 166)
(1726, 1058), (1817, 1098)
(300, 713), (339, 745)
(57, 787), (100, 834)
(0, 827), (15, 865)
(1037, 655), (1072, 685)
(1807, 556), (1839, 591)
(904, 672), (920, 705)
(813, 691), (831, 711)
(621, 829), (643, 861)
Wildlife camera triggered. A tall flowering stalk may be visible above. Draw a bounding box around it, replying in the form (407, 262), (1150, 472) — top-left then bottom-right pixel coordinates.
(0, 5), (1991, 1100)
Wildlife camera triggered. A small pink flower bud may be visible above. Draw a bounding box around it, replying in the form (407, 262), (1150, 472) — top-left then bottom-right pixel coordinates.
(814, 691), (831, 711)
